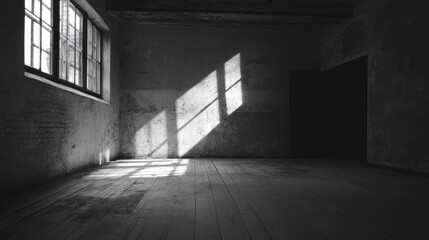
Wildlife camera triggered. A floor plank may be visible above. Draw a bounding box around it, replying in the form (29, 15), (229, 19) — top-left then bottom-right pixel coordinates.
(1, 158), (428, 240)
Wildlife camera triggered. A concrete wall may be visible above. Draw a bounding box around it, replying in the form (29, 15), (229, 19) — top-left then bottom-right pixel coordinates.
(119, 24), (320, 158)
(0, 0), (121, 195)
(321, 0), (429, 172)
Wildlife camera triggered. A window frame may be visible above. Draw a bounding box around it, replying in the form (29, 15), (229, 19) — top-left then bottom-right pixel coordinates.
(25, 0), (103, 98)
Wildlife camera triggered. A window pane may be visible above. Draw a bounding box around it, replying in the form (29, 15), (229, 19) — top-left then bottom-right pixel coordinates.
(87, 20), (92, 43)
(34, 0), (41, 17)
(87, 58), (94, 92)
(68, 5), (75, 27)
(59, 39), (66, 79)
(96, 31), (101, 61)
(75, 50), (82, 86)
(88, 22), (93, 57)
(41, 26), (51, 74)
(33, 46), (40, 69)
(86, 58), (91, 91)
(76, 11), (83, 48)
(60, 0), (67, 35)
(67, 44), (75, 83)
(75, 69), (82, 86)
(33, 22), (40, 47)
(93, 26), (97, 50)
(96, 62), (101, 93)
(68, 65), (75, 83)
(25, 0), (32, 11)
(93, 45), (97, 59)
(25, 16), (32, 66)
(41, 26), (51, 52)
(94, 29), (101, 61)
(42, 4), (51, 26)
(41, 51), (50, 73)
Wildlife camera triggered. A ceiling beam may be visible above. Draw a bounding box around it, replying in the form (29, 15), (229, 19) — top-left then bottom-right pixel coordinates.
(106, 1), (355, 27)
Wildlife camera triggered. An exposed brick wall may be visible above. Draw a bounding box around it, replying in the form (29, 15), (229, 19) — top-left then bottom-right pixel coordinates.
(0, 0), (121, 195)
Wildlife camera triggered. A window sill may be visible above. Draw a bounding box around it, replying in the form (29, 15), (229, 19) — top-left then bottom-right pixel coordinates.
(24, 71), (110, 105)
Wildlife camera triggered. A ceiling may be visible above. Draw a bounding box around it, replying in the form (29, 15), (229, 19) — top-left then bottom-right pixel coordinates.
(105, 0), (363, 27)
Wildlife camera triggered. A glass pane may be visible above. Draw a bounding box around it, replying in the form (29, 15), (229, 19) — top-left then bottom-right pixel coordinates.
(42, 4), (51, 26)
(25, 16), (32, 66)
(93, 46), (97, 59)
(96, 62), (101, 93)
(25, 0), (32, 11)
(33, 22), (40, 47)
(68, 26), (76, 44)
(76, 11), (83, 48)
(33, 46), (40, 69)
(93, 25), (97, 45)
(87, 58), (94, 92)
(67, 44), (75, 83)
(68, 5), (75, 28)
(97, 31), (101, 61)
(88, 43), (92, 57)
(68, 44), (75, 66)
(68, 65), (75, 83)
(75, 50), (82, 86)
(41, 26), (51, 52)
(34, 0), (41, 17)
(87, 20), (92, 44)
(41, 51), (51, 73)
(60, 0), (67, 35)
(59, 42), (64, 78)
(86, 58), (91, 91)
(75, 69), (82, 86)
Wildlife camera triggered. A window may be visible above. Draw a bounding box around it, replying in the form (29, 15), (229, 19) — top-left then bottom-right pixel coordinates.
(25, 0), (103, 97)
(25, 0), (53, 74)
(87, 21), (101, 93)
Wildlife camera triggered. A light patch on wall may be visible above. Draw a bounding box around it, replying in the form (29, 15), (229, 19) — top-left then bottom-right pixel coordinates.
(175, 71), (219, 129)
(176, 99), (220, 156)
(134, 110), (169, 157)
(225, 53), (243, 115)
(175, 71), (220, 156)
(132, 53), (243, 158)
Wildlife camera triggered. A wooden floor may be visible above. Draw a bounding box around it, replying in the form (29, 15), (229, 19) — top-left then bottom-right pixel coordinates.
(1, 159), (429, 240)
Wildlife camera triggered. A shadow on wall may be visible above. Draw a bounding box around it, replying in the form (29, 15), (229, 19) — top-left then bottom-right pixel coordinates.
(131, 53), (243, 158)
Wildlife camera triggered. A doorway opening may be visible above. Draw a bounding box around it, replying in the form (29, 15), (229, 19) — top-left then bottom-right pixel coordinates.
(290, 56), (367, 159)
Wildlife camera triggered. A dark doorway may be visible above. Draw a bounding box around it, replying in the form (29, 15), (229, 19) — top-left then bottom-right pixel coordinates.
(290, 56), (367, 159)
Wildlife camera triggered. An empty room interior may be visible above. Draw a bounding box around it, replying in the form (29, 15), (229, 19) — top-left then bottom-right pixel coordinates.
(1, 0), (429, 239)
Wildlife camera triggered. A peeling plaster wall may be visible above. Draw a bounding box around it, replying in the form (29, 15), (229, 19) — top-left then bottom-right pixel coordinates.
(0, 0), (121, 195)
(119, 24), (319, 158)
(321, 0), (429, 172)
